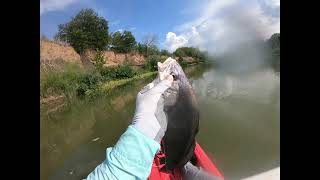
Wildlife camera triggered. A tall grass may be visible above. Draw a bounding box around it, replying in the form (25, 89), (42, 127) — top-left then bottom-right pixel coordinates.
(40, 61), (84, 98)
(40, 54), (203, 102)
(40, 61), (155, 100)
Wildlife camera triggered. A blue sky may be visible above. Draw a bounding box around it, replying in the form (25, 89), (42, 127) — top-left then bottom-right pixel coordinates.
(41, 0), (196, 48)
(40, 0), (280, 53)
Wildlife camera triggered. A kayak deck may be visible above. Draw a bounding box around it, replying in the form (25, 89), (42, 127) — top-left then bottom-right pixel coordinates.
(242, 167), (280, 180)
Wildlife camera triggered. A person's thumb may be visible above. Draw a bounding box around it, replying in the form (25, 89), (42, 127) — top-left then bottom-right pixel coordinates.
(150, 75), (173, 94)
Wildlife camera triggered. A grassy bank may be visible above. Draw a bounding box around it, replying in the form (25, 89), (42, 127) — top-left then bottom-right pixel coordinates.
(40, 61), (156, 104)
(40, 55), (207, 108)
(99, 71), (156, 92)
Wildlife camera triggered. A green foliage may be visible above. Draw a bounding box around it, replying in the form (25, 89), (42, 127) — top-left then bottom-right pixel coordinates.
(76, 72), (103, 96)
(78, 72), (102, 89)
(174, 47), (200, 58)
(92, 50), (106, 71)
(135, 43), (160, 57)
(40, 63), (84, 98)
(144, 55), (160, 71)
(55, 8), (109, 54)
(147, 45), (160, 56)
(99, 64), (135, 79)
(160, 49), (171, 56)
(40, 61), (155, 99)
(75, 65), (135, 97)
(173, 47), (208, 63)
(109, 65), (135, 79)
(272, 48), (280, 56)
(135, 43), (146, 55)
(41, 61), (137, 98)
(179, 60), (188, 68)
(268, 33), (280, 50)
(110, 31), (136, 53)
(266, 33), (280, 70)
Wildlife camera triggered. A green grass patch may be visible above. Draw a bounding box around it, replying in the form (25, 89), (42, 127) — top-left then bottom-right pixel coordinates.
(99, 71), (156, 93)
(40, 60), (157, 101)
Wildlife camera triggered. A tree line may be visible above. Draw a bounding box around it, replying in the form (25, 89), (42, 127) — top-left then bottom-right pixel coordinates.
(53, 8), (207, 62)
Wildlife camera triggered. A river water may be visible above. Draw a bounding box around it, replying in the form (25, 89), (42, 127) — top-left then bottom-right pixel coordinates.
(40, 64), (280, 180)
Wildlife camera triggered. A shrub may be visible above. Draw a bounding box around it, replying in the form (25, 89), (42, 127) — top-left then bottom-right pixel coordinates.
(99, 67), (112, 80)
(135, 43), (146, 55)
(160, 49), (171, 56)
(76, 83), (89, 97)
(101, 65), (135, 79)
(93, 50), (106, 71)
(147, 45), (160, 56)
(40, 69), (81, 97)
(78, 72), (102, 89)
(113, 65), (135, 79)
(180, 60), (188, 68)
(144, 55), (160, 71)
(173, 47), (207, 61)
(76, 72), (103, 96)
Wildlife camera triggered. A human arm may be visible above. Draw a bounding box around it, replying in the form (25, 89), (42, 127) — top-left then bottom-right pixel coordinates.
(86, 76), (173, 180)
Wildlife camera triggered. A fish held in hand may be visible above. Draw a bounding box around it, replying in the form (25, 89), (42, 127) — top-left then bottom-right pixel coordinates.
(153, 57), (200, 170)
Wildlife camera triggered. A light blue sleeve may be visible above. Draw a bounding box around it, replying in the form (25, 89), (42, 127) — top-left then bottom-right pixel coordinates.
(86, 125), (160, 180)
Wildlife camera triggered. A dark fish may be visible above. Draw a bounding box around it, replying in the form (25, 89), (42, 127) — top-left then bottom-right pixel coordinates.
(154, 57), (200, 170)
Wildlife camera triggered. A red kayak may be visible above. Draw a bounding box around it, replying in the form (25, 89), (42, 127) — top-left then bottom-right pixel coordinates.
(149, 142), (224, 180)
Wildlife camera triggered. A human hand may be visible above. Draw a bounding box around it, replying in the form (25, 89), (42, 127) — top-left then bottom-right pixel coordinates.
(182, 162), (223, 180)
(131, 75), (174, 143)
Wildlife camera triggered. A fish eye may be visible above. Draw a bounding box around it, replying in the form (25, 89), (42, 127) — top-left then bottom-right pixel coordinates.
(171, 74), (177, 81)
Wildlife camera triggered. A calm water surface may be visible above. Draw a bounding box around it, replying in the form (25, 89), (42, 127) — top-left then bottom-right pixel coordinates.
(40, 64), (280, 180)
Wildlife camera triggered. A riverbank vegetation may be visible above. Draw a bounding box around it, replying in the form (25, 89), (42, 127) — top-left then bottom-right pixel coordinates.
(267, 33), (280, 71)
(40, 61), (156, 102)
(41, 8), (209, 105)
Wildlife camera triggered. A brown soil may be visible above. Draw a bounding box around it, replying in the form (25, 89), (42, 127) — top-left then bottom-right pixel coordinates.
(40, 39), (81, 63)
(40, 40), (146, 68)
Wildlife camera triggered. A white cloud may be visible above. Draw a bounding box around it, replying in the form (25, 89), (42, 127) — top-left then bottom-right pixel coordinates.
(40, 0), (79, 15)
(164, 0), (280, 54)
(263, 0), (280, 8)
(164, 32), (188, 52)
(174, 0), (238, 32)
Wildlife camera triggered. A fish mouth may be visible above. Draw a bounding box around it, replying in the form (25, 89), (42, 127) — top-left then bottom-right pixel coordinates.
(157, 57), (184, 82)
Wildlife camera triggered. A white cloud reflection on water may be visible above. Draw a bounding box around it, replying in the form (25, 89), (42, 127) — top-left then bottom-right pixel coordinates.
(191, 68), (280, 106)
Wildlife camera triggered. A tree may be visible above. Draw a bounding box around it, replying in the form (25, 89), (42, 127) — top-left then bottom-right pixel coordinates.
(268, 33), (280, 49)
(110, 30), (136, 53)
(135, 43), (146, 55)
(160, 49), (171, 56)
(174, 47), (207, 61)
(145, 55), (161, 71)
(55, 8), (109, 54)
(147, 45), (160, 56)
(142, 34), (158, 47)
(142, 34), (158, 56)
(267, 33), (280, 70)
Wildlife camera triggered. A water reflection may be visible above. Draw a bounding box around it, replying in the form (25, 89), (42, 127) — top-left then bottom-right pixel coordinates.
(191, 68), (280, 104)
(190, 66), (280, 179)
(40, 65), (279, 180)
(40, 76), (155, 180)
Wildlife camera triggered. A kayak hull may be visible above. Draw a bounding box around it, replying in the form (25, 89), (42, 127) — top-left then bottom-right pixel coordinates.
(148, 142), (224, 180)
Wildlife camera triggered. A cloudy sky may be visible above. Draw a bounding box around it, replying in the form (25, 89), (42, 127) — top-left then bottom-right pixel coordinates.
(40, 0), (279, 54)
